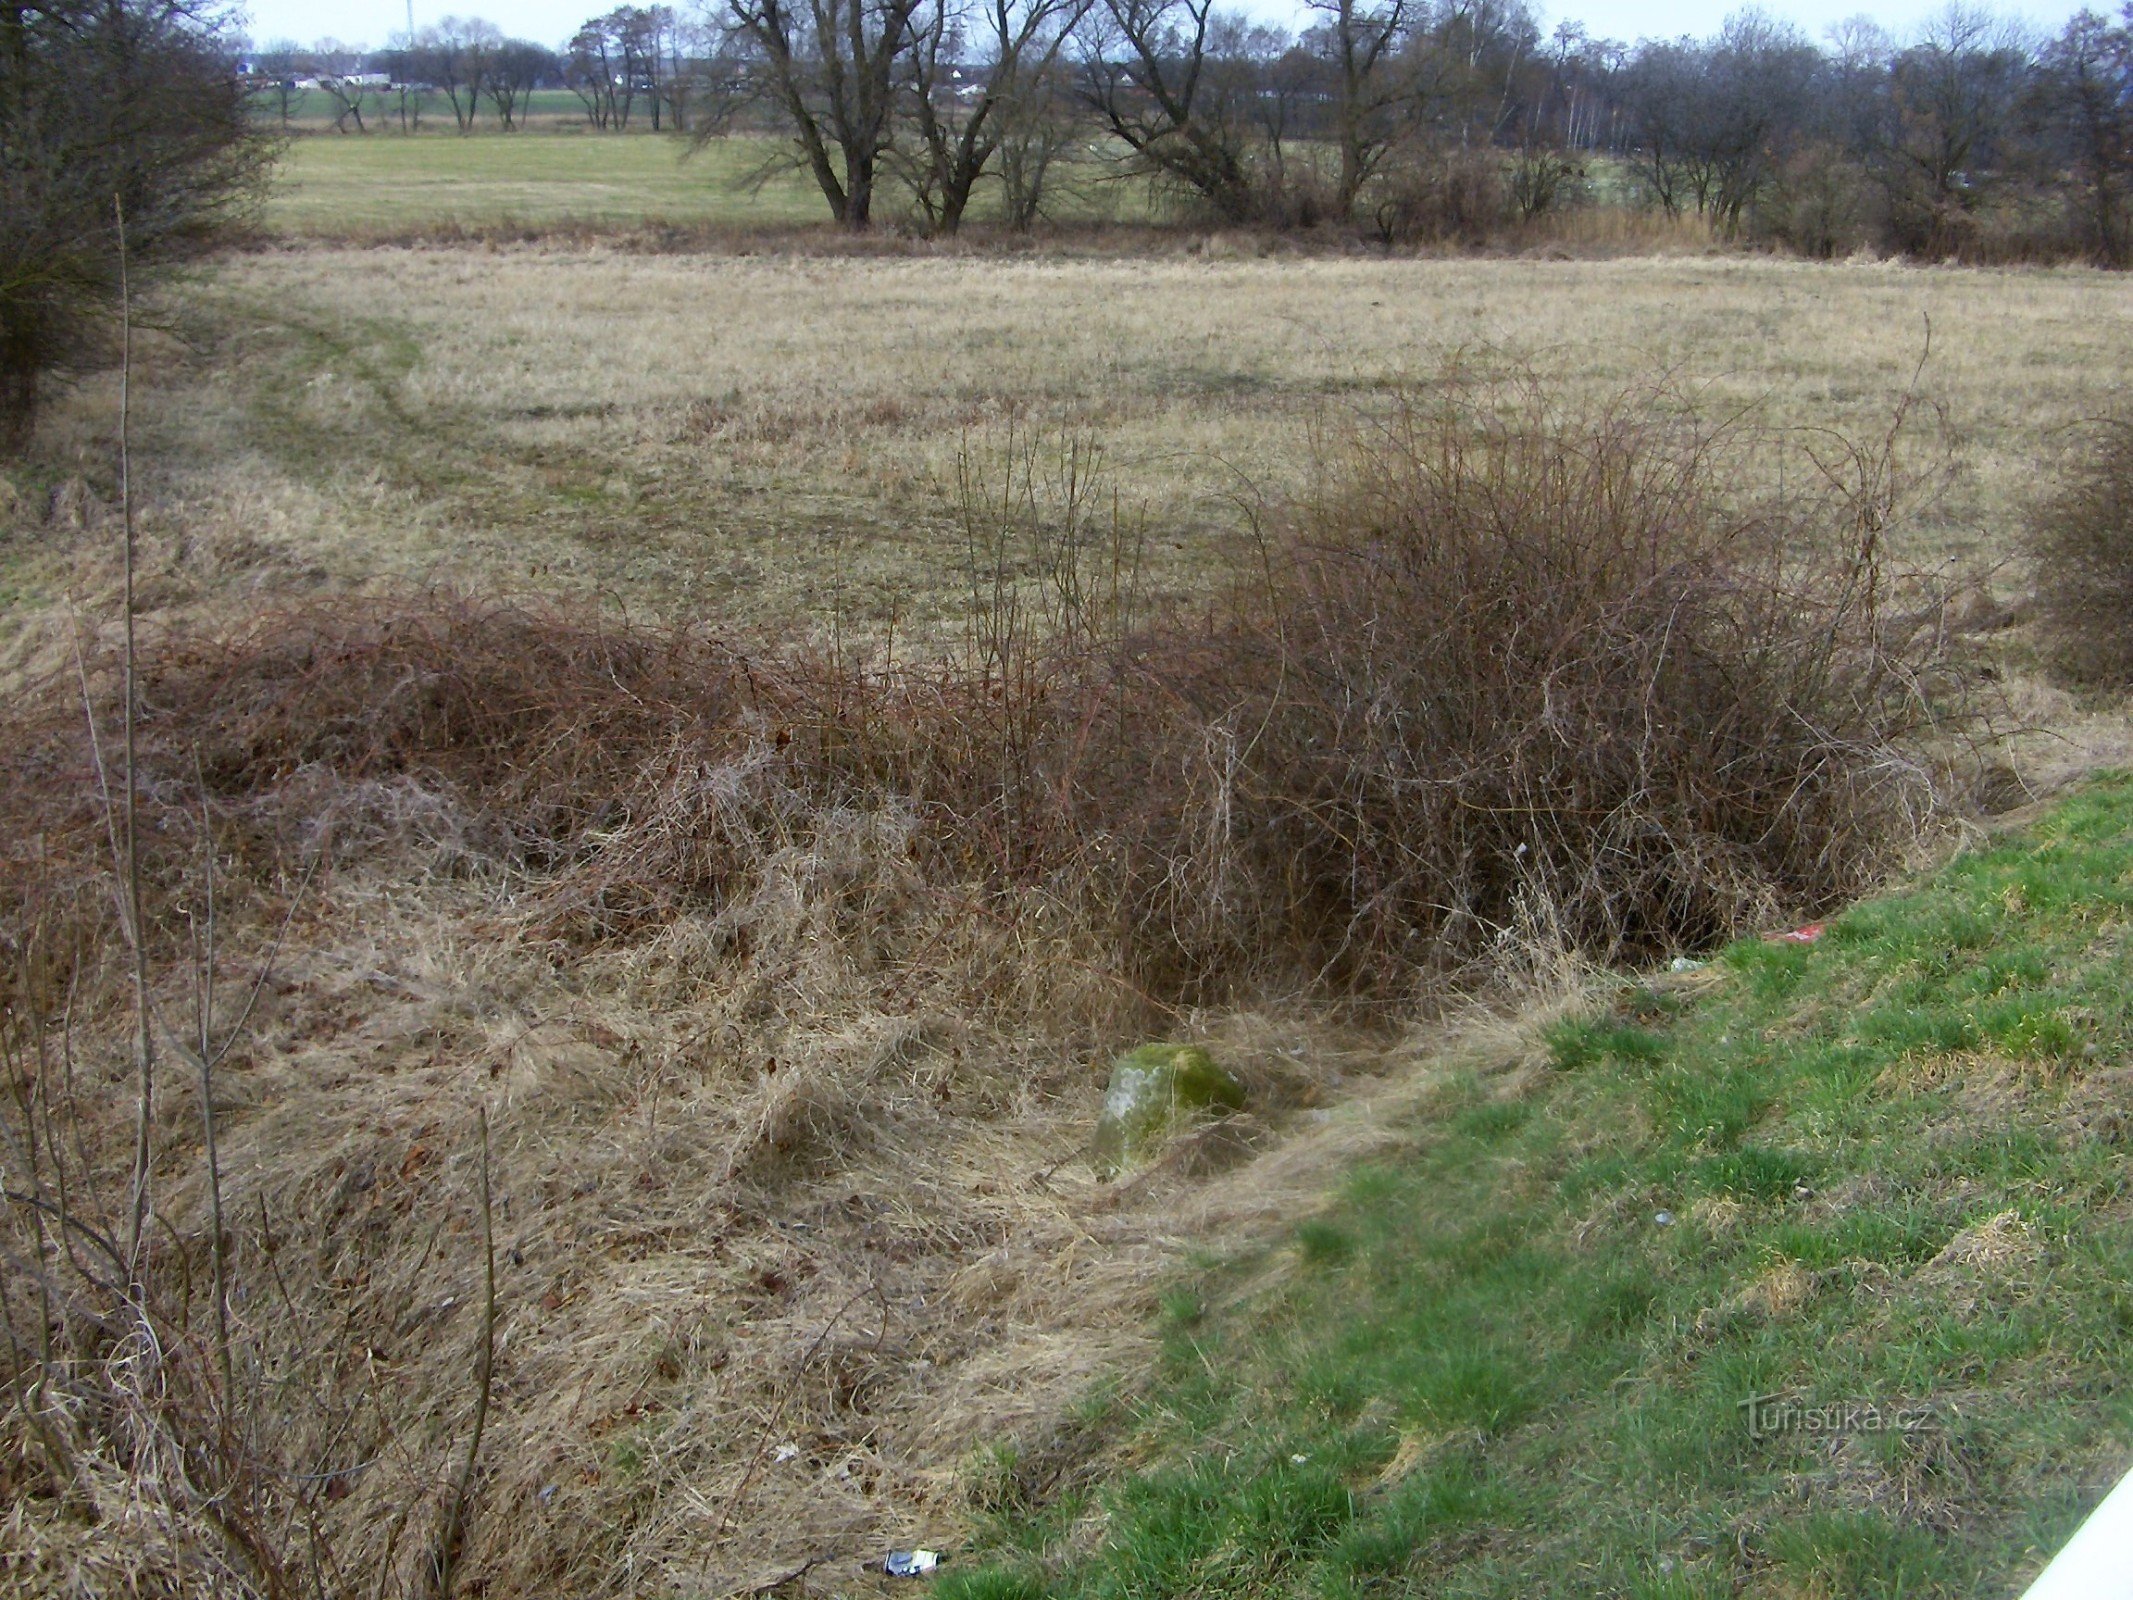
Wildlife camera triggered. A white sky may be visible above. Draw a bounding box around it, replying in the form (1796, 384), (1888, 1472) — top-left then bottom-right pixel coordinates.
(238, 0), (2099, 52)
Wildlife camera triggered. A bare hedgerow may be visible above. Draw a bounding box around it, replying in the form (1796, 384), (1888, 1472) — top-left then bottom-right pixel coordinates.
(2031, 417), (2133, 688)
(8, 379), (1978, 1015)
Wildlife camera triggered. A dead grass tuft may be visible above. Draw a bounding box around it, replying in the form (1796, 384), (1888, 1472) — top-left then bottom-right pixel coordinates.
(1919, 1209), (2043, 1288)
(2032, 416), (2133, 688)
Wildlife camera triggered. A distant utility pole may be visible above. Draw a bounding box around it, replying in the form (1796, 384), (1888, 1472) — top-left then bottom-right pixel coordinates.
(406, 0), (416, 44)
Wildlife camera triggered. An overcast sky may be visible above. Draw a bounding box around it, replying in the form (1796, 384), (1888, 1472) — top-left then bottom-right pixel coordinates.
(239, 0), (2099, 52)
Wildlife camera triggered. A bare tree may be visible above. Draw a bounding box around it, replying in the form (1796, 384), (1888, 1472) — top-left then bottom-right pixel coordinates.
(376, 36), (432, 131)
(608, 6), (670, 128)
(1870, 7), (2032, 253)
(623, 6), (688, 130)
(1250, 27), (1327, 212)
(566, 6), (673, 128)
(418, 16), (505, 132)
(898, 0), (1090, 232)
(316, 71), (378, 132)
(650, 7), (711, 129)
(1619, 14), (1818, 232)
(391, 73), (434, 131)
(2036, 7), (2133, 264)
(1077, 0), (1265, 222)
(1, 0), (272, 448)
(488, 38), (559, 129)
(568, 13), (628, 126)
(1403, 0), (1538, 147)
(1615, 41), (1695, 211)
(1309, 0), (1410, 216)
(994, 51), (1086, 224)
(719, 0), (926, 227)
(250, 37), (309, 126)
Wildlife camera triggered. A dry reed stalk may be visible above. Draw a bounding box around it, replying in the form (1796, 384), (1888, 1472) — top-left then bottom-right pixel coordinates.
(114, 194), (154, 1284)
(425, 1107), (496, 1600)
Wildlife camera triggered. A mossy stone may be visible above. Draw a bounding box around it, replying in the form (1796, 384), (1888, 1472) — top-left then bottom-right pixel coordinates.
(1090, 1043), (1245, 1180)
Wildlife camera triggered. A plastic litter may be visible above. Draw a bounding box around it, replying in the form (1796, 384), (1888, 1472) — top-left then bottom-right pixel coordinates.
(1290, 1453), (1310, 1465)
(772, 1443), (800, 1463)
(1653, 1210), (1676, 1227)
(1668, 957), (1708, 972)
(885, 1550), (942, 1578)
(1770, 923), (1826, 944)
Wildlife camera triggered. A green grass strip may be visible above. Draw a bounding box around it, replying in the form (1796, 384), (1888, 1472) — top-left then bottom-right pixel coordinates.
(948, 774), (2133, 1599)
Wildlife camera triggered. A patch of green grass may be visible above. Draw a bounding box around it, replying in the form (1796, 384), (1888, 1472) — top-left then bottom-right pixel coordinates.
(1543, 1015), (1671, 1070)
(952, 775), (2133, 1597)
(263, 126), (1149, 238)
(266, 130), (827, 235)
(1296, 1218), (1357, 1264)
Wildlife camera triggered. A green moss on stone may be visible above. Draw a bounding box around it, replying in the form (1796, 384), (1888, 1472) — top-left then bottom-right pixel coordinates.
(1090, 1043), (1246, 1180)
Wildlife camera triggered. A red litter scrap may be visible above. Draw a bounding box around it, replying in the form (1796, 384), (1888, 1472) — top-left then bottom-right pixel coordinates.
(1770, 923), (1826, 944)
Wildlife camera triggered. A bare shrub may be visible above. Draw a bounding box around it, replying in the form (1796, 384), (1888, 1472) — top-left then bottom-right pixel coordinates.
(1507, 146), (1586, 224)
(1127, 379), (1971, 991)
(2032, 417), (2133, 687)
(1367, 146), (1505, 247)
(1757, 142), (1873, 259)
(11, 382), (1970, 1010)
(0, 0), (271, 451)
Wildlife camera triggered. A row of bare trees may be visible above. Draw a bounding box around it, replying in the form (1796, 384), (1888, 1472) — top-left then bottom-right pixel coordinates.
(258, 0), (2133, 261)
(696, 0), (2133, 258)
(1611, 7), (2133, 262)
(704, 0), (1553, 230)
(252, 28), (563, 134)
(566, 6), (704, 129)
(259, 10), (705, 135)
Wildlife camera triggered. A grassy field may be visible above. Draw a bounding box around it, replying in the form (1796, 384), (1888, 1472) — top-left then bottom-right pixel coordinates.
(266, 128), (831, 234)
(944, 776), (2133, 1598)
(262, 126), (1154, 236)
(268, 86), (593, 131)
(7, 249), (2127, 674)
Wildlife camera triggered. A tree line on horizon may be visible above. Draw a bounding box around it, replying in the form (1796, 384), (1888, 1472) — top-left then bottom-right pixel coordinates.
(258, 0), (2133, 261)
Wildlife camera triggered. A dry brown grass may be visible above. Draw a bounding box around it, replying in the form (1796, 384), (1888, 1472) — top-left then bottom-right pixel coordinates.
(6, 247), (2128, 679)
(0, 365), (1993, 1593)
(0, 680), (1456, 1597)
(2032, 416), (2133, 687)
(0, 242), (2127, 1597)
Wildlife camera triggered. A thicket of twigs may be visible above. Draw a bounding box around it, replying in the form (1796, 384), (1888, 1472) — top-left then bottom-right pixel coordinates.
(21, 382), (1977, 993)
(0, 377), (1984, 1594)
(2032, 417), (2133, 689)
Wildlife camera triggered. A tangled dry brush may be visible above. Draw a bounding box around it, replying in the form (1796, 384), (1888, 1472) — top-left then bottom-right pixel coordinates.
(0, 381), (1988, 1595)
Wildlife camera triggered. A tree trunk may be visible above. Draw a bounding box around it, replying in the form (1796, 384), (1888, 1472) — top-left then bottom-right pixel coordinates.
(938, 179), (970, 233)
(846, 152), (875, 227)
(1336, 127), (1367, 217)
